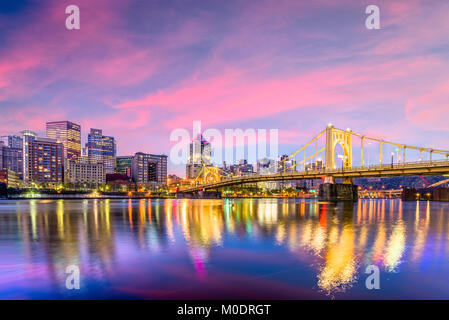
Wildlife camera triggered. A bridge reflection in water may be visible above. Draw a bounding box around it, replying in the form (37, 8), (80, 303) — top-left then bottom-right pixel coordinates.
(1, 198), (449, 299)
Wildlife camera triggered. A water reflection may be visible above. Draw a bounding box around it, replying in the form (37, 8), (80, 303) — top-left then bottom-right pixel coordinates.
(1, 198), (449, 299)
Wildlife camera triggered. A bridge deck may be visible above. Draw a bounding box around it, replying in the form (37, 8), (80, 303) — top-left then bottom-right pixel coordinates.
(181, 159), (449, 192)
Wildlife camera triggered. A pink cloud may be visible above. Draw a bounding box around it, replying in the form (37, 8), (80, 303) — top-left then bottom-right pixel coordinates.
(112, 55), (443, 131)
(405, 81), (449, 131)
(0, 106), (65, 136)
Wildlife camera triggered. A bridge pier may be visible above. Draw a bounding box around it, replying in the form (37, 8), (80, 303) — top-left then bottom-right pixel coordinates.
(318, 183), (358, 202)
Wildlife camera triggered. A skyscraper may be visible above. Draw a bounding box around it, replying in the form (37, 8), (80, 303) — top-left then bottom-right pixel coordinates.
(189, 134), (211, 165)
(85, 129), (116, 174)
(256, 158), (278, 190)
(0, 143), (23, 179)
(132, 153), (167, 188)
(278, 154), (296, 173)
(20, 130), (37, 182)
(0, 136), (24, 179)
(46, 121), (81, 163)
(186, 134), (211, 179)
(30, 137), (64, 184)
(0, 135), (23, 149)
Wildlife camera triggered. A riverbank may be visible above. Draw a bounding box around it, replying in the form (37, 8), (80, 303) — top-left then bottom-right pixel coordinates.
(3, 194), (316, 200)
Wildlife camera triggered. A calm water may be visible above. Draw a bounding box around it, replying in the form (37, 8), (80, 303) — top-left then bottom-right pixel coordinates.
(0, 198), (449, 299)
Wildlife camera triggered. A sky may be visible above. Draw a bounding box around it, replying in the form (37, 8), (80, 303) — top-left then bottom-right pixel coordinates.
(0, 0), (449, 175)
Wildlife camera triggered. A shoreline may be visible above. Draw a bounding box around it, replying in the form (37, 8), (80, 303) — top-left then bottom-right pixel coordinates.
(2, 195), (316, 200)
(0, 196), (422, 201)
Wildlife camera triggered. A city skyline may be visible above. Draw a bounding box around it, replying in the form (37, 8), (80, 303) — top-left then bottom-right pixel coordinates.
(2, 0), (449, 305)
(1, 1), (449, 176)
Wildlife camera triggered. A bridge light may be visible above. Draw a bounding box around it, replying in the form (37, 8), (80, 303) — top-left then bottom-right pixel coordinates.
(346, 128), (351, 132)
(328, 123), (333, 128)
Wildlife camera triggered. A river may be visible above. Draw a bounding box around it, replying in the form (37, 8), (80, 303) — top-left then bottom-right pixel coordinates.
(0, 198), (448, 299)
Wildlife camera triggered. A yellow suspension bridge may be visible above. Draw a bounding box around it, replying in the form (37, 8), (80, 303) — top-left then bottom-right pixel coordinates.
(181, 125), (449, 199)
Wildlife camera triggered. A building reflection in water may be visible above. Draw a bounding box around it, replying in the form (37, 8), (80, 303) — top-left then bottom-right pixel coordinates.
(3, 197), (449, 297)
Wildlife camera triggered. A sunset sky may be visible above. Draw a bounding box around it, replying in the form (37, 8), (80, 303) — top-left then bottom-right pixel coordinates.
(1, 0), (449, 174)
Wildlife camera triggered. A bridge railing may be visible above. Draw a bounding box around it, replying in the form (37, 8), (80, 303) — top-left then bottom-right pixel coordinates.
(184, 159), (449, 190)
(219, 159), (449, 179)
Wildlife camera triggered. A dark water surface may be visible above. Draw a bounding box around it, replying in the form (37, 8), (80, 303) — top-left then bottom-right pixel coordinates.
(0, 198), (448, 299)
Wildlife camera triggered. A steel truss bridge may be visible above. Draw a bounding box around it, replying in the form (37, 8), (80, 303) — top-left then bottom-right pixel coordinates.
(182, 125), (449, 193)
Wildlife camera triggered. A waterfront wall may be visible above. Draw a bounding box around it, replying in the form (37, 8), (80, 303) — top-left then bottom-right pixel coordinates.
(318, 183), (358, 202)
(402, 187), (449, 201)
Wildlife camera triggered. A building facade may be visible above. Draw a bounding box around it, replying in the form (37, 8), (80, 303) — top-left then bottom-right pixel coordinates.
(256, 158), (279, 190)
(67, 160), (105, 184)
(30, 137), (64, 184)
(186, 164), (203, 180)
(21, 130), (37, 182)
(0, 135), (23, 149)
(0, 143), (23, 180)
(304, 159), (324, 171)
(116, 156), (133, 176)
(186, 135), (211, 179)
(132, 153), (167, 188)
(46, 121), (81, 163)
(85, 129), (116, 174)
(0, 169), (19, 188)
(226, 159), (254, 176)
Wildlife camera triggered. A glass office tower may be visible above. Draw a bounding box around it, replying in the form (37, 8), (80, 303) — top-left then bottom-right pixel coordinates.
(85, 129), (116, 174)
(46, 121), (81, 163)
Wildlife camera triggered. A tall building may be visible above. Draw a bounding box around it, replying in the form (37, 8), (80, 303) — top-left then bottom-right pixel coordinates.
(30, 137), (64, 184)
(186, 134), (211, 179)
(278, 154), (297, 173)
(186, 164), (202, 180)
(67, 160), (105, 184)
(85, 129), (116, 174)
(226, 159), (254, 176)
(132, 153), (167, 188)
(0, 143), (23, 179)
(0, 135), (23, 149)
(277, 155), (297, 189)
(21, 130), (37, 182)
(116, 156), (133, 176)
(46, 121), (81, 163)
(304, 159), (324, 171)
(257, 158), (278, 190)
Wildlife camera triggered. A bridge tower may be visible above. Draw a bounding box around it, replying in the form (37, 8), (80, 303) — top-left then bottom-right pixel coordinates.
(320, 125), (358, 201)
(324, 124), (353, 170)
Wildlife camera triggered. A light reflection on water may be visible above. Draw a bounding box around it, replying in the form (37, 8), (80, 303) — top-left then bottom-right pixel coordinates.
(0, 198), (449, 299)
